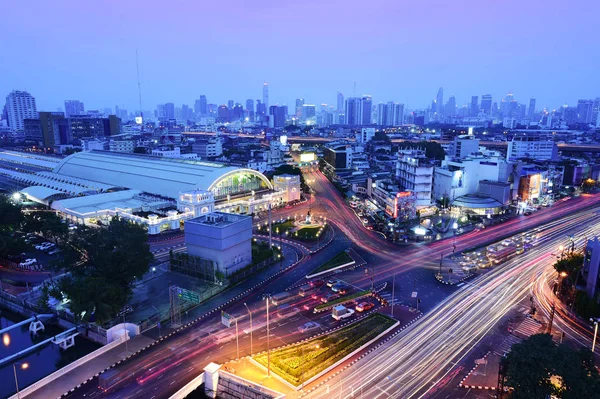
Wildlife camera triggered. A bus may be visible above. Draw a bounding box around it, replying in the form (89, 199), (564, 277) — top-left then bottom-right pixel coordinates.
(487, 244), (517, 264)
(277, 304), (300, 318)
(298, 284), (315, 297)
(271, 292), (292, 306)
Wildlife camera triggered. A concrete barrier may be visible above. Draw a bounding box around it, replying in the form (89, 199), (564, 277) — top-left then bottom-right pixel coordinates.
(8, 335), (127, 399)
(168, 372), (205, 399)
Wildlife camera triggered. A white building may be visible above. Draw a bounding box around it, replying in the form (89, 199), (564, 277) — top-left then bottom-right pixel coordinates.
(192, 137), (223, 158)
(433, 155), (510, 202)
(506, 134), (558, 161)
(356, 128), (375, 144)
(5, 90), (37, 131)
(396, 150), (434, 208)
(185, 212), (253, 276)
(450, 135), (480, 159)
(108, 139), (135, 153)
(151, 147), (198, 159)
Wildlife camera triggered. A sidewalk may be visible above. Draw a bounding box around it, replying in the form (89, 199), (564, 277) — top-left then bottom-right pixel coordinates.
(26, 335), (154, 399)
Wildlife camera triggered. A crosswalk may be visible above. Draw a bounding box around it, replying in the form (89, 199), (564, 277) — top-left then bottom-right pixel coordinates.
(495, 317), (543, 356)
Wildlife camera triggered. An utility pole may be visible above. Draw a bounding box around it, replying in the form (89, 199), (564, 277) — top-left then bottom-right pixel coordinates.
(244, 303), (253, 356)
(268, 202), (272, 248)
(266, 295), (271, 377)
(235, 317), (239, 360)
(547, 303), (556, 335)
(439, 253), (443, 276)
(391, 274), (395, 317)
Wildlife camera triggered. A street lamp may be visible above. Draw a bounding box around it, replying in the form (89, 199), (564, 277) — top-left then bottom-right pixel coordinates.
(264, 294), (271, 377)
(13, 362), (28, 399)
(591, 318), (600, 353)
(244, 303), (253, 356)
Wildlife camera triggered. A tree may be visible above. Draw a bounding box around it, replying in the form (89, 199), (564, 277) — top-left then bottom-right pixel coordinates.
(397, 141), (446, 160)
(133, 146), (147, 154)
(554, 253), (584, 283)
(373, 130), (390, 142)
(53, 217), (153, 325)
(502, 334), (559, 399)
(23, 211), (68, 243)
(0, 195), (24, 232)
(503, 333), (600, 399)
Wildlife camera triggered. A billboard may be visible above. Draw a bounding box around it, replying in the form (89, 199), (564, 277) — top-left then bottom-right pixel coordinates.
(300, 153), (316, 163)
(135, 116), (143, 125)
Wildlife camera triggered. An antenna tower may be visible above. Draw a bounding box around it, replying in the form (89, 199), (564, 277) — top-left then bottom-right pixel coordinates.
(136, 49), (144, 132)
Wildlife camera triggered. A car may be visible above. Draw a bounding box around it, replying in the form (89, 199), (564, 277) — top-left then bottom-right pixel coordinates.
(331, 283), (348, 293)
(48, 248), (62, 255)
(309, 279), (324, 287)
(321, 294), (340, 303)
(19, 258), (37, 267)
(35, 242), (53, 250)
(43, 244), (56, 252)
(356, 302), (374, 312)
(311, 292), (320, 300)
(524, 211), (532, 216)
(326, 279), (341, 287)
(298, 321), (321, 333)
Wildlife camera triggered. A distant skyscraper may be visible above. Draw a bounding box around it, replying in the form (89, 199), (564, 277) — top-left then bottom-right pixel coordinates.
(246, 99), (255, 121)
(436, 87), (444, 120)
(217, 105), (229, 122)
(269, 106), (286, 128)
(445, 96), (456, 118)
(528, 98), (536, 120)
(470, 96), (479, 117)
(359, 95), (372, 124)
(263, 82), (269, 109)
(592, 98), (600, 126)
(481, 94), (492, 116)
(5, 90), (37, 131)
(227, 100), (234, 110)
(64, 100), (85, 117)
(302, 104), (316, 120)
(195, 95), (208, 116)
(577, 99), (594, 123)
(345, 97), (360, 125)
(164, 103), (175, 119)
(337, 92), (344, 112)
(295, 98), (305, 118)
(181, 104), (191, 121)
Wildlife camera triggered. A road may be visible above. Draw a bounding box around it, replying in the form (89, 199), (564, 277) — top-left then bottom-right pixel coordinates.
(304, 205), (600, 399)
(64, 171), (600, 399)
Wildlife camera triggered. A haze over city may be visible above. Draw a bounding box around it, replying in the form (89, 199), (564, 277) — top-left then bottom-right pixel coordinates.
(2, 0), (600, 111)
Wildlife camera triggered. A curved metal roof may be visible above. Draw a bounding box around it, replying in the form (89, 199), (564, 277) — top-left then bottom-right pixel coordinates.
(52, 150), (266, 198)
(451, 194), (503, 209)
(21, 186), (68, 204)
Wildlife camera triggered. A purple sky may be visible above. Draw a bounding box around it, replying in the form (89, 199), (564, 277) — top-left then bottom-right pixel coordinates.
(2, 0), (599, 112)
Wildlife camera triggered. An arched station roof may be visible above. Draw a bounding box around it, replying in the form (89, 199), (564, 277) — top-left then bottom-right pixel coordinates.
(53, 150), (272, 199)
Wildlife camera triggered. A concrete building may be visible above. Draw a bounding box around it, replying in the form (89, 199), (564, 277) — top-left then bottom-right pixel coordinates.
(396, 149), (434, 208)
(323, 143), (353, 172)
(5, 90), (37, 132)
(585, 237), (600, 300)
(108, 139), (135, 153)
(506, 134), (558, 162)
(64, 100), (85, 117)
(356, 128), (375, 144)
(185, 212), (252, 276)
(451, 135), (480, 159)
(192, 137), (223, 158)
(272, 174), (301, 203)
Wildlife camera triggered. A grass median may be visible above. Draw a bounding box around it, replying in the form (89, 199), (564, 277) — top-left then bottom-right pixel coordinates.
(310, 251), (354, 275)
(252, 313), (395, 386)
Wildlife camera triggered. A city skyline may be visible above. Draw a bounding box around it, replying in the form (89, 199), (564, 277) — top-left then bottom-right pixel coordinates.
(2, 0), (599, 112)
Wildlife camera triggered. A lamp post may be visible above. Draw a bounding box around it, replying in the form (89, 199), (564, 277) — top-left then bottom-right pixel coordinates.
(13, 362), (28, 399)
(244, 303), (253, 356)
(266, 294), (271, 377)
(591, 318), (599, 353)
(122, 313), (129, 355)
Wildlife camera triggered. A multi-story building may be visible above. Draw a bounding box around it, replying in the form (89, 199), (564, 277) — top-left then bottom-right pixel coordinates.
(506, 133), (558, 162)
(451, 135), (480, 159)
(268, 106), (286, 128)
(262, 82), (269, 109)
(480, 94), (492, 116)
(577, 99), (593, 124)
(68, 115), (121, 139)
(470, 96), (479, 117)
(344, 96), (372, 125)
(584, 237), (600, 300)
(108, 139), (135, 153)
(64, 100), (85, 117)
(396, 149), (434, 208)
(5, 90), (37, 131)
(192, 137), (223, 158)
(323, 143), (353, 172)
(356, 128), (375, 144)
(528, 98), (536, 121)
(337, 92), (344, 113)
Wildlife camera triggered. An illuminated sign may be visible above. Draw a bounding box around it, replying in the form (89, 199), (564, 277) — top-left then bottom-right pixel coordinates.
(300, 153), (316, 163)
(135, 116), (143, 124)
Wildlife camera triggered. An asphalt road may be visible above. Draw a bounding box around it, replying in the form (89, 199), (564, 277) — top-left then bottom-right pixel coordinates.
(63, 172), (600, 399)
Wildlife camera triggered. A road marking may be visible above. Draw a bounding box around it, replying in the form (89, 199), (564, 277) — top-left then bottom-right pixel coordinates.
(170, 380), (176, 386)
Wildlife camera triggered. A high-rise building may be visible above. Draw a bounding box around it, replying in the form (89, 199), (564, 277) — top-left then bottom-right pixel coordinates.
(337, 92), (344, 112)
(217, 105), (229, 123)
(269, 106), (286, 128)
(164, 103), (175, 120)
(295, 98), (305, 118)
(592, 98), (600, 127)
(436, 87), (444, 120)
(245, 99), (255, 121)
(256, 100), (266, 119)
(39, 111), (69, 148)
(263, 82), (269, 109)
(345, 97), (360, 125)
(577, 99), (594, 124)
(445, 96), (456, 117)
(359, 95), (372, 125)
(195, 95), (208, 116)
(181, 104), (191, 121)
(378, 102), (404, 126)
(302, 104), (316, 120)
(64, 100), (85, 117)
(480, 94), (492, 116)
(470, 96), (479, 117)
(5, 90), (37, 131)
(528, 98), (536, 121)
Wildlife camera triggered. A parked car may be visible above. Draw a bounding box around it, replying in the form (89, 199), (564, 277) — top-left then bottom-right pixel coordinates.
(48, 248), (62, 255)
(356, 302), (374, 312)
(298, 321), (321, 333)
(35, 242), (53, 250)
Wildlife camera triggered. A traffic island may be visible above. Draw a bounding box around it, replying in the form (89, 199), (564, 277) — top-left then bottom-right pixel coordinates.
(458, 352), (501, 391)
(249, 313), (398, 389)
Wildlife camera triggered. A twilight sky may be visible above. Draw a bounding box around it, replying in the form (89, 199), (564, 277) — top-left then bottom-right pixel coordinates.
(2, 0), (599, 112)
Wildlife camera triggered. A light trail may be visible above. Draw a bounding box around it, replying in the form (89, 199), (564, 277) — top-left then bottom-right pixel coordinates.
(305, 206), (600, 399)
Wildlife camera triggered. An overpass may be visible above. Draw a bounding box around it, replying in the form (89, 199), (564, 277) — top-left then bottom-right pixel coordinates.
(184, 131), (600, 153)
